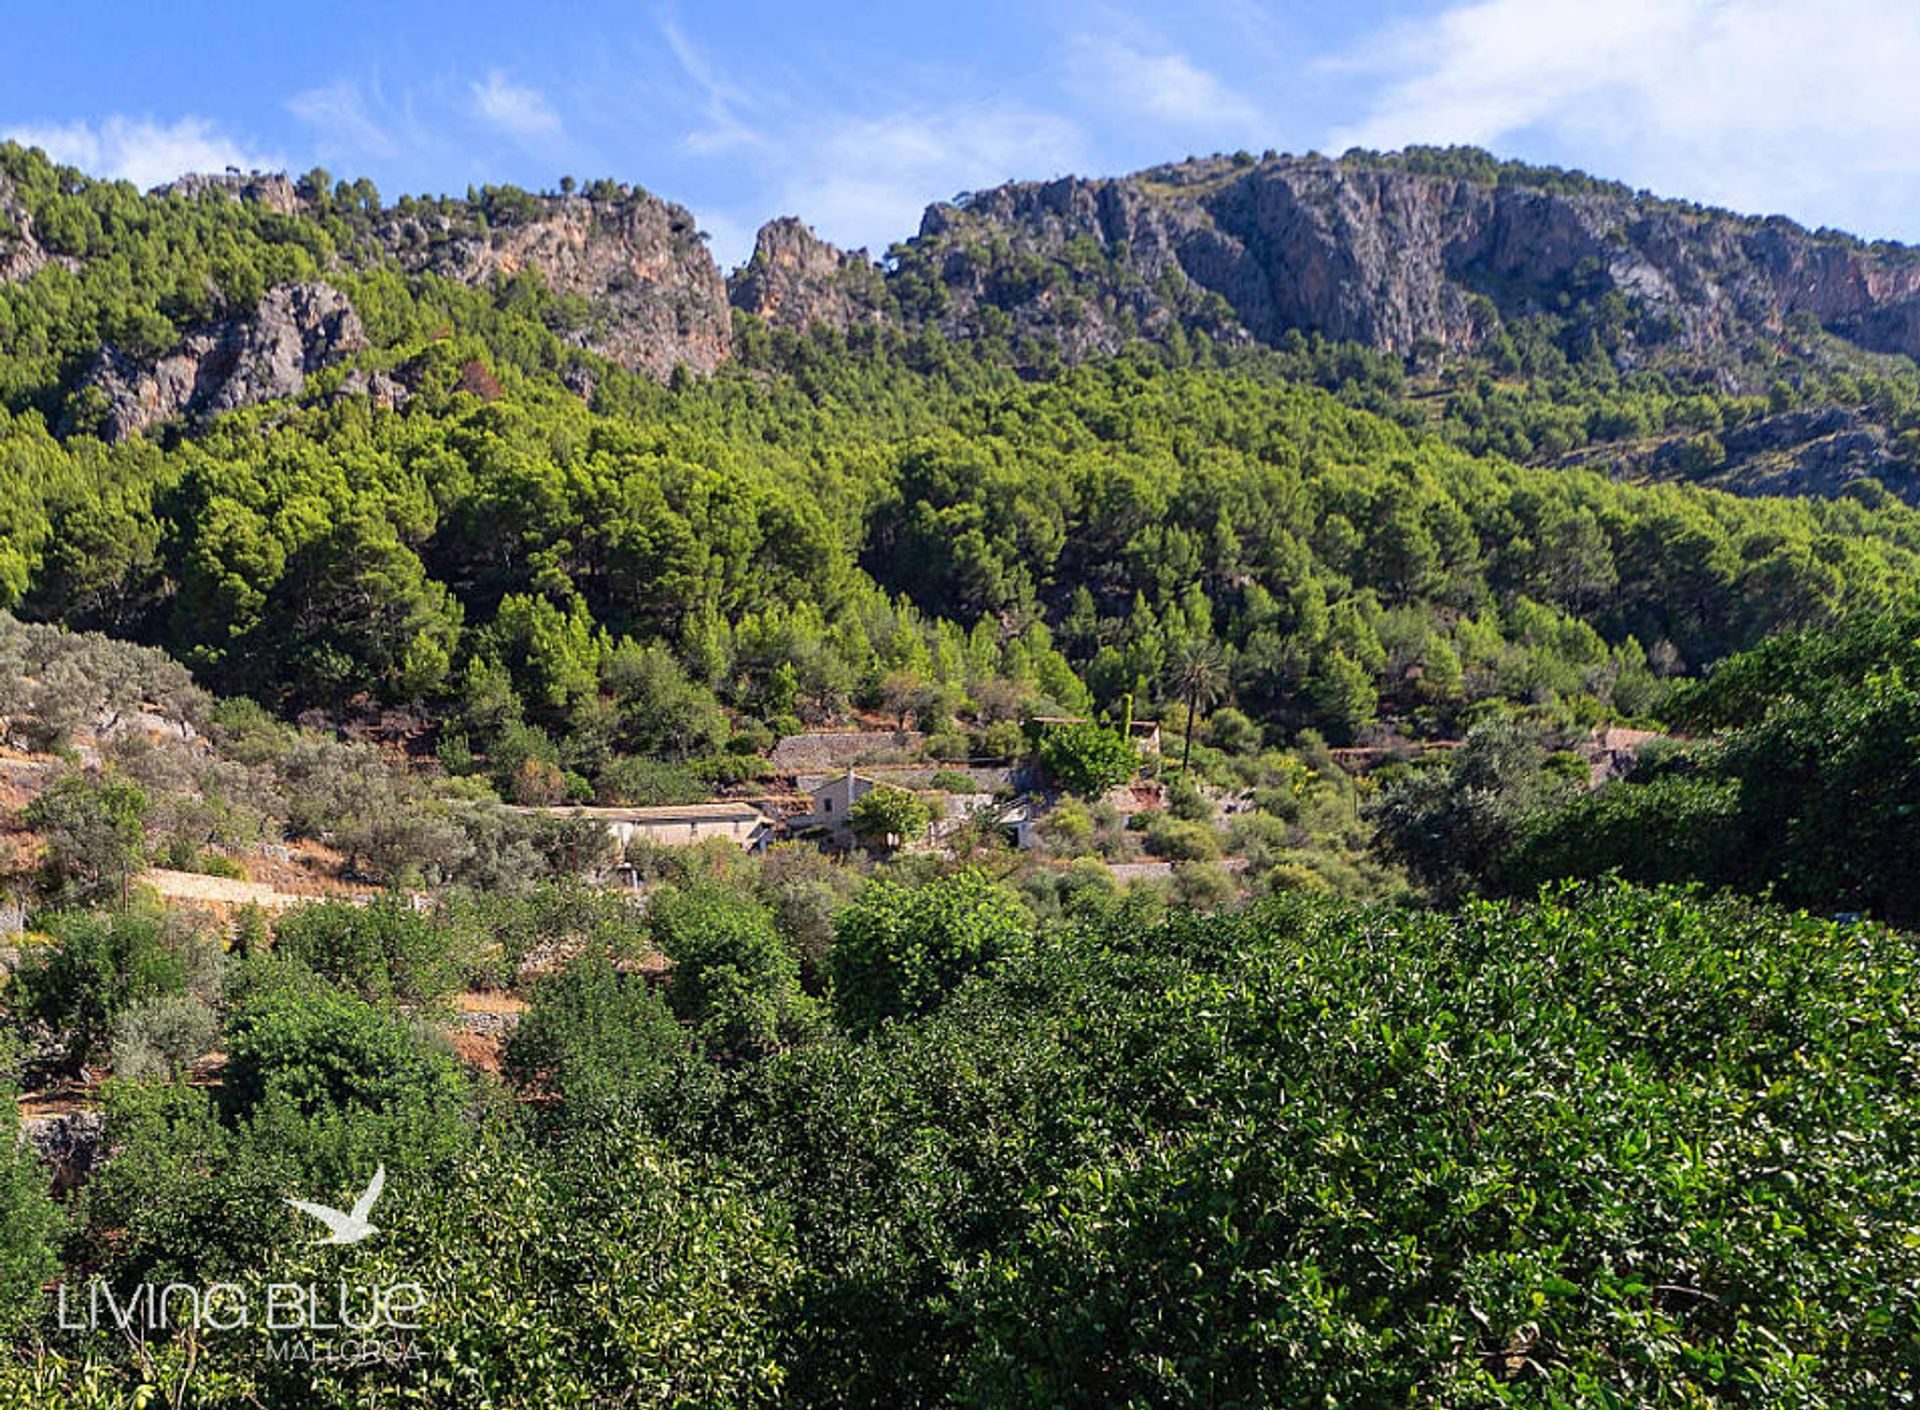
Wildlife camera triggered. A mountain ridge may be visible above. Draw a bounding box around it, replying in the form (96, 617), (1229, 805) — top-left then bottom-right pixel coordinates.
(10, 141), (1920, 500)
(22, 143), (1920, 377)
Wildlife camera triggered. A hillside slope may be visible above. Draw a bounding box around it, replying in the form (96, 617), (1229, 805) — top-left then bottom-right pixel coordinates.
(10, 139), (1920, 772)
(13, 142), (1920, 500)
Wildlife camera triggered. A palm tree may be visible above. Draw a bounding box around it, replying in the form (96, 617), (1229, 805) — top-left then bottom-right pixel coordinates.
(1166, 639), (1227, 772)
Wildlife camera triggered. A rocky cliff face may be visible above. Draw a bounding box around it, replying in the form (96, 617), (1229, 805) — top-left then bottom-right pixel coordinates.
(904, 176), (1248, 360)
(0, 169), (54, 283)
(151, 170), (303, 215)
(78, 282), (367, 440)
(728, 218), (892, 333)
(890, 153), (1920, 372)
(24, 147), (1920, 448)
(369, 188), (731, 379)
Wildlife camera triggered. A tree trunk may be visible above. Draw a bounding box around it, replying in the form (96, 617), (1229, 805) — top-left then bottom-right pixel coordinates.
(1182, 683), (1197, 772)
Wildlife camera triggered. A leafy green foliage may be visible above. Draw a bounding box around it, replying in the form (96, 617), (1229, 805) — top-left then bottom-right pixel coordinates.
(1034, 720), (1138, 797)
(108, 993), (218, 1081)
(270, 897), (474, 1006)
(632, 884), (1920, 1406)
(827, 870), (1031, 1037)
(650, 883), (819, 1056)
(1371, 717), (1580, 901)
(846, 784), (934, 849)
(257, 1127), (797, 1408)
(0, 1091), (60, 1340)
(12, 880), (1920, 1405)
(504, 947), (689, 1112)
(1500, 608), (1920, 923)
(21, 769), (147, 902)
(7, 908), (200, 1068)
(220, 966), (467, 1121)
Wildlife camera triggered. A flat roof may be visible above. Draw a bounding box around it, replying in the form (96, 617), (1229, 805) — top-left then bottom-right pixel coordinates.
(508, 803), (769, 823)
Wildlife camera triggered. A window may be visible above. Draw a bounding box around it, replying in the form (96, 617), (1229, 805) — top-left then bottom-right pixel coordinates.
(824, 798), (833, 812)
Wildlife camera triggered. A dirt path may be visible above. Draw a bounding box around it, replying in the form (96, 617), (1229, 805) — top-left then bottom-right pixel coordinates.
(140, 867), (343, 910)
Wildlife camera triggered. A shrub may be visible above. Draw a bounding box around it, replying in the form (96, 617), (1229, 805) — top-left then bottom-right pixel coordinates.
(848, 785), (934, 851)
(8, 908), (198, 1069)
(595, 756), (708, 806)
(22, 769), (148, 902)
(650, 884), (819, 1056)
(1034, 721), (1137, 798)
(1142, 815), (1221, 861)
(110, 993), (219, 1080)
(221, 970), (467, 1121)
(0, 1093), (60, 1338)
(505, 947), (690, 1112)
(1165, 774), (1213, 822)
(757, 845), (858, 992)
(1037, 800), (1095, 855)
(926, 730), (971, 762)
(1170, 860), (1237, 909)
(1205, 707), (1263, 754)
(829, 870), (1032, 1037)
(271, 897), (473, 1006)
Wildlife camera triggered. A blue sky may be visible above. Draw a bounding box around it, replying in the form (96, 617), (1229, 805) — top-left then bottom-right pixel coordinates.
(10, 0), (1920, 268)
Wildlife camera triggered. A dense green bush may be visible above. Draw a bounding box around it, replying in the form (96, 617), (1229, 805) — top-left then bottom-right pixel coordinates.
(686, 884), (1920, 1406)
(270, 896), (474, 1005)
(20, 770), (147, 903)
(107, 993), (218, 1080)
(1494, 608), (1920, 924)
(0, 1093), (60, 1340)
(8, 883), (1920, 1405)
(247, 1127), (797, 1408)
(1141, 812), (1222, 860)
(649, 883), (819, 1056)
(504, 947), (690, 1112)
(7, 908), (203, 1069)
(827, 870), (1031, 1037)
(846, 784), (934, 850)
(219, 965), (467, 1121)
(1034, 721), (1138, 798)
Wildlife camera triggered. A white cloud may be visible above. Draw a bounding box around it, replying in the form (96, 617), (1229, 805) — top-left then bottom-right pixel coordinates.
(468, 70), (563, 143)
(651, 16), (1087, 265)
(1331, 0), (1920, 235)
(1069, 35), (1262, 128)
(3, 114), (281, 189)
(288, 80), (402, 162)
(660, 16), (764, 155)
(659, 16), (761, 155)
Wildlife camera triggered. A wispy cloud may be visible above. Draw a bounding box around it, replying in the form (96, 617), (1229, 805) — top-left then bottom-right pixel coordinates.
(1330, 0), (1920, 232)
(287, 79), (404, 163)
(776, 102), (1088, 254)
(659, 14), (762, 154)
(3, 114), (282, 189)
(652, 16), (1087, 264)
(468, 70), (563, 144)
(1068, 35), (1262, 128)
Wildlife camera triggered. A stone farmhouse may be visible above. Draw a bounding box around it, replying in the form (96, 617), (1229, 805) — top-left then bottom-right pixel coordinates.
(509, 802), (776, 853)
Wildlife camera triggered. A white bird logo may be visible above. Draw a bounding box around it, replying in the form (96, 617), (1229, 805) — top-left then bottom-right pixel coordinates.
(287, 1165), (386, 1245)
